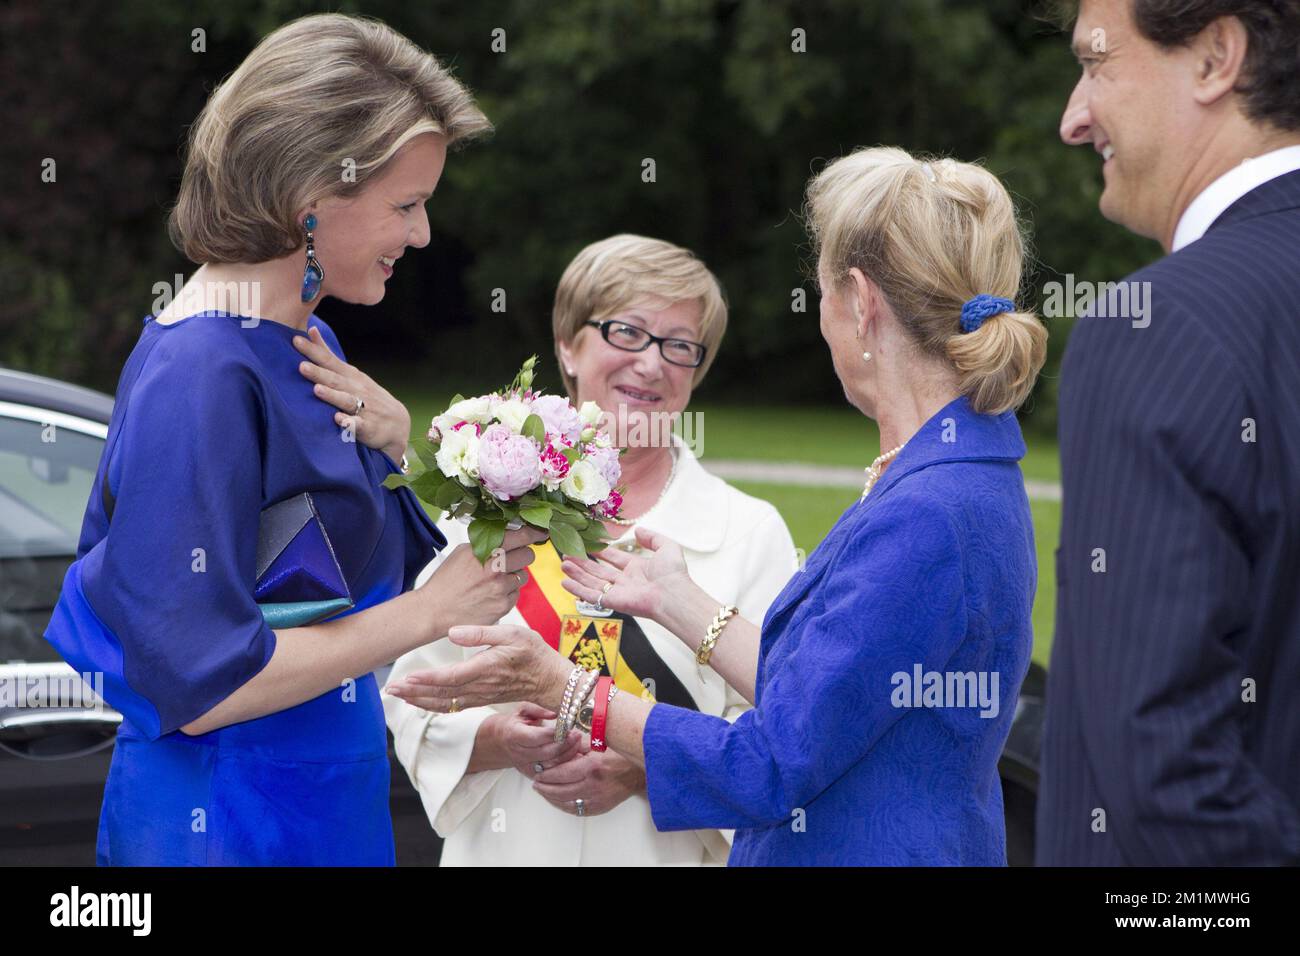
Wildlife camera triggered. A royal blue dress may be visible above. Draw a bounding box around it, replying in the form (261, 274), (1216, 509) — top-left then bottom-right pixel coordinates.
(642, 396), (1036, 865)
(42, 310), (446, 866)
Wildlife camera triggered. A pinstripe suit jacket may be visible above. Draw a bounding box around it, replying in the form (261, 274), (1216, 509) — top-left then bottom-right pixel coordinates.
(1037, 170), (1300, 865)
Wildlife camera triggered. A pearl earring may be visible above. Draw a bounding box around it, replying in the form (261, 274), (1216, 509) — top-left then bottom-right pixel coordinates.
(862, 351), (871, 362)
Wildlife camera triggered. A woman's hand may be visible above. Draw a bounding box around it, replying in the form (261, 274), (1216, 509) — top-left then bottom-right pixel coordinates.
(294, 325), (411, 464)
(532, 746), (645, 817)
(383, 623), (573, 713)
(560, 525), (694, 624)
(416, 527), (549, 630)
(490, 703), (584, 777)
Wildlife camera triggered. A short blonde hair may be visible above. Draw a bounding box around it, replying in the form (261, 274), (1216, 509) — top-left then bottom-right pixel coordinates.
(168, 13), (491, 264)
(552, 234), (728, 400)
(804, 147), (1047, 415)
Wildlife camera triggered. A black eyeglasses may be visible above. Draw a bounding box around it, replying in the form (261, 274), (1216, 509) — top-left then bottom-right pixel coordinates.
(585, 319), (708, 368)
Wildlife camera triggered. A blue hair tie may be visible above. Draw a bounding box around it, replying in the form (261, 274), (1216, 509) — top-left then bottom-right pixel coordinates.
(960, 294), (1016, 333)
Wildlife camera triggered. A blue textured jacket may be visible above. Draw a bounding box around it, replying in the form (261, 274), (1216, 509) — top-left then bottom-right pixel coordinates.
(643, 395), (1036, 865)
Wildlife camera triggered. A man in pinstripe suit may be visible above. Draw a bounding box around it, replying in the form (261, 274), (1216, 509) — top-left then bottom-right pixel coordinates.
(1038, 0), (1300, 865)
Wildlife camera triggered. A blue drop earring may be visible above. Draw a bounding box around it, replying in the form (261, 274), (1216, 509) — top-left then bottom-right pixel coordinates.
(300, 213), (324, 303)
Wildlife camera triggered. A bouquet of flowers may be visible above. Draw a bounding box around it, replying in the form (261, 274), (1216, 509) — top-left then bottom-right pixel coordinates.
(383, 357), (624, 564)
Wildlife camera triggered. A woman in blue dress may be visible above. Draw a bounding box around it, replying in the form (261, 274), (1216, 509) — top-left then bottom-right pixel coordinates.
(42, 13), (546, 866)
(386, 147), (1050, 865)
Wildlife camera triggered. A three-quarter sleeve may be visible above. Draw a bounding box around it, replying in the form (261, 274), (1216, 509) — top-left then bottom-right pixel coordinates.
(44, 338), (276, 741)
(642, 492), (969, 831)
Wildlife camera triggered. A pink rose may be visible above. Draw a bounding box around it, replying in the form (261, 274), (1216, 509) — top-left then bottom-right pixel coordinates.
(539, 441), (571, 483)
(584, 443), (622, 487)
(593, 489), (623, 520)
(477, 424), (542, 500)
(529, 394), (583, 444)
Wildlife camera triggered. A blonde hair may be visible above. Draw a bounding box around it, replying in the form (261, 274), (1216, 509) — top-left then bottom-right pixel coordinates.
(552, 234), (728, 400)
(804, 147), (1047, 415)
(168, 13), (491, 264)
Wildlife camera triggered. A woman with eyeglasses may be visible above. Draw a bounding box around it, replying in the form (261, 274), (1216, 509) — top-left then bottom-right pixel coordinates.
(383, 234), (798, 865)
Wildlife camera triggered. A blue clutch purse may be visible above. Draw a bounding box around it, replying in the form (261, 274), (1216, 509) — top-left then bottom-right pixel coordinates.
(254, 491), (354, 627)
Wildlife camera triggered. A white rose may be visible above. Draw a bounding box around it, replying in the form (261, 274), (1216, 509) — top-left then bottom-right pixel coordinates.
(435, 427), (481, 486)
(446, 396), (493, 424)
(559, 459), (611, 506)
(493, 398), (533, 434)
(578, 401), (603, 426)
(429, 412), (460, 441)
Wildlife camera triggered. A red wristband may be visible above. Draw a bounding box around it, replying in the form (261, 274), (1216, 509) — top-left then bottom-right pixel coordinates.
(590, 676), (613, 752)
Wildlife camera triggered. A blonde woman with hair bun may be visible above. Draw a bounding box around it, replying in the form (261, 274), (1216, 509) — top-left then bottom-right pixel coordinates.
(386, 147), (1049, 865)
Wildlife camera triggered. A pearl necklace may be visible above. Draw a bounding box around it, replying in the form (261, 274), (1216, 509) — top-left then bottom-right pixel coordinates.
(608, 445), (678, 527)
(862, 443), (905, 499)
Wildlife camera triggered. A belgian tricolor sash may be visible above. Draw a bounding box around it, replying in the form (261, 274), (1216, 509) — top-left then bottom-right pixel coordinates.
(516, 542), (700, 711)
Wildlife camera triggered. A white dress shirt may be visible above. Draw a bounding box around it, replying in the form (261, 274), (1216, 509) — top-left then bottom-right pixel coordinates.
(1172, 144), (1300, 252)
(384, 433), (799, 866)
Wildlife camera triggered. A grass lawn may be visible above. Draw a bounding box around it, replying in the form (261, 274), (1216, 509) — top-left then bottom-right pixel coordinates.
(726, 481), (1058, 667)
(395, 386), (1060, 666)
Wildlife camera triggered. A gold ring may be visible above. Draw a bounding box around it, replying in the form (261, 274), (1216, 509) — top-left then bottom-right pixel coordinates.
(449, 697), (460, 713)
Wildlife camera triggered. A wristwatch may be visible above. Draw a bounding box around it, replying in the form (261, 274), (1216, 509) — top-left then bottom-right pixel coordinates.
(576, 700), (595, 734)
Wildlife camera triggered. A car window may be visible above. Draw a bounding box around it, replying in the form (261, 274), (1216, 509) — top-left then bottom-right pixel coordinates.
(0, 414), (104, 663)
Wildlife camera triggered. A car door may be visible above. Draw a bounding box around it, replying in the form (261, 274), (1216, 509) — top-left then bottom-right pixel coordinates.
(0, 401), (120, 863)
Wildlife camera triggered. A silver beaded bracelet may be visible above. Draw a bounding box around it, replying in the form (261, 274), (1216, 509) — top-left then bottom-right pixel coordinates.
(554, 666), (585, 743)
(560, 669), (600, 740)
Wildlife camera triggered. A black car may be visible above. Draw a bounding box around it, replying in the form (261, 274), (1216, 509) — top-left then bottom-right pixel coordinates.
(0, 365), (1045, 865)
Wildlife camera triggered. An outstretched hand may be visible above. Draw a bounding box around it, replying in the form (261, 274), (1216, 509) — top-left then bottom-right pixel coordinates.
(560, 525), (693, 623)
(383, 623), (571, 712)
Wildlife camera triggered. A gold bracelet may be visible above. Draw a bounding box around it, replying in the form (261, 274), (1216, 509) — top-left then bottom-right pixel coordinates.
(695, 605), (739, 666)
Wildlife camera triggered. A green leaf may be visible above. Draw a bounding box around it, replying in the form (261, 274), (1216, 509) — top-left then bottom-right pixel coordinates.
(560, 446), (581, 464)
(381, 473), (410, 490)
(547, 519), (585, 558)
(551, 508), (586, 526)
(434, 480), (464, 510)
(468, 518), (506, 565)
(519, 502), (553, 528)
(411, 437), (440, 472)
(410, 470), (446, 499)
(448, 393), (465, 407)
(521, 414), (546, 445)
